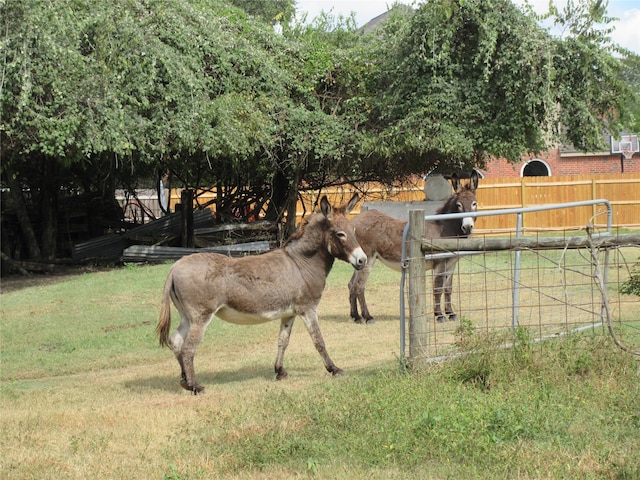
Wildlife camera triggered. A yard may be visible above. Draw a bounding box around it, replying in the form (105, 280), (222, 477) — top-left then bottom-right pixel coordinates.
(1, 260), (638, 479)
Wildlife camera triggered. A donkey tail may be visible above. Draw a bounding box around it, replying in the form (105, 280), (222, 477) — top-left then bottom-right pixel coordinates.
(156, 270), (173, 348)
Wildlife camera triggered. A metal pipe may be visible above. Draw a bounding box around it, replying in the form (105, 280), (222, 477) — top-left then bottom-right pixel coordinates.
(399, 222), (410, 367)
(512, 213), (523, 328)
(419, 199), (612, 224)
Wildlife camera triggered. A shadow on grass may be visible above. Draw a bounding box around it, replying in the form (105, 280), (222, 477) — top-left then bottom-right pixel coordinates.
(322, 314), (400, 325)
(0, 265), (115, 294)
(125, 363), (321, 393)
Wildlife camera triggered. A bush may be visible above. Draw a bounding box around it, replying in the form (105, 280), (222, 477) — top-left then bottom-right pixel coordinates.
(620, 263), (640, 296)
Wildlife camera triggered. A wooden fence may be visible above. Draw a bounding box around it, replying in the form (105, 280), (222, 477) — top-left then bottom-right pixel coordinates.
(170, 173), (640, 233)
(298, 173), (640, 233)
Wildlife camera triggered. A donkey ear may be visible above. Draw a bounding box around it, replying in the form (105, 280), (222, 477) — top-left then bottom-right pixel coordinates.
(450, 173), (461, 193)
(320, 195), (332, 219)
(469, 170), (479, 191)
(345, 193), (359, 215)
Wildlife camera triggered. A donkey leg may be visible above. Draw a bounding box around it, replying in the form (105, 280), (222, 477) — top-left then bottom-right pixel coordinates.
(443, 272), (457, 322)
(443, 259), (459, 321)
(348, 271), (363, 323)
(349, 261), (374, 323)
(432, 268), (447, 323)
(300, 310), (343, 376)
(169, 315), (191, 387)
(274, 317), (295, 380)
(177, 320), (210, 394)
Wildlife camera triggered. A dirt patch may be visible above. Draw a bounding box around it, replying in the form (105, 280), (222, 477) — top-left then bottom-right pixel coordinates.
(102, 320), (153, 332)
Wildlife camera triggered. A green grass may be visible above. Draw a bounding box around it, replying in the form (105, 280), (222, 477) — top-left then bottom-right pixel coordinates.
(152, 330), (640, 479)
(1, 261), (639, 479)
(0, 264), (172, 380)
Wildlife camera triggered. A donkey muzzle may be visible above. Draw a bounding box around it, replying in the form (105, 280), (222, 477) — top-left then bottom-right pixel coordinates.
(351, 248), (368, 270)
(461, 217), (474, 235)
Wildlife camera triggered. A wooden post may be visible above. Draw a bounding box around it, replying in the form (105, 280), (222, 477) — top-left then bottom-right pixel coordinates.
(408, 209), (428, 361)
(180, 189), (194, 248)
(520, 179), (526, 231)
(591, 179), (597, 222)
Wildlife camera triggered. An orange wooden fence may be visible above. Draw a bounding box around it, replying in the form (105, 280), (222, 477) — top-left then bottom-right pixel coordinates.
(171, 173), (640, 233)
(298, 174), (640, 233)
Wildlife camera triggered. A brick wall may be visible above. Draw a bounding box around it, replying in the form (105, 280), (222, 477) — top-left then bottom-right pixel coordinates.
(481, 148), (640, 177)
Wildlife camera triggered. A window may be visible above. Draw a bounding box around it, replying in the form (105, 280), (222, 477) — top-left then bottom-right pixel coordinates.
(521, 159), (551, 176)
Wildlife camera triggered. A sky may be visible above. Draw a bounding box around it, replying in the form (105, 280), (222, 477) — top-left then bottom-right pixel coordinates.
(295, 0), (640, 55)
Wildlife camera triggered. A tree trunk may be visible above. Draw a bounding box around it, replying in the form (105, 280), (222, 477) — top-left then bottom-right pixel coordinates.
(283, 181), (299, 239)
(40, 157), (58, 260)
(2, 160), (41, 260)
(180, 189), (194, 248)
(266, 168), (289, 223)
(267, 166), (301, 239)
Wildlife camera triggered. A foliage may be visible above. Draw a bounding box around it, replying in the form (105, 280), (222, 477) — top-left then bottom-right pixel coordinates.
(619, 53), (640, 134)
(1, 0), (636, 261)
(227, 0), (295, 27)
(359, 0), (635, 170)
(620, 263), (640, 296)
(546, 0), (634, 150)
(1, 0), (301, 252)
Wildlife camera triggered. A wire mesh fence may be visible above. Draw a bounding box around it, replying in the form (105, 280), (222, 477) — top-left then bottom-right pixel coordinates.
(403, 231), (640, 362)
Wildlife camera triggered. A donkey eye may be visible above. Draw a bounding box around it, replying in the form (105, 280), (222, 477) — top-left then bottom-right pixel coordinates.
(335, 231), (347, 240)
(472, 201), (478, 210)
(457, 202), (463, 212)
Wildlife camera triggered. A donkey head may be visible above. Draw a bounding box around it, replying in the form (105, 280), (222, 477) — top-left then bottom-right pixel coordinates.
(450, 171), (479, 236)
(320, 194), (367, 270)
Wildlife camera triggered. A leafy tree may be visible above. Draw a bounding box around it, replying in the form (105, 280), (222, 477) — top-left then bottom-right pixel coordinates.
(357, 0), (635, 172)
(227, 0), (295, 26)
(619, 54), (640, 134)
(1, 0), (295, 258)
(1, 0), (636, 265)
(546, 0), (635, 149)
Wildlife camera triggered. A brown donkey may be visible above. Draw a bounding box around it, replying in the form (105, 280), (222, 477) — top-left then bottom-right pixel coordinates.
(349, 172), (479, 324)
(157, 195), (366, 394)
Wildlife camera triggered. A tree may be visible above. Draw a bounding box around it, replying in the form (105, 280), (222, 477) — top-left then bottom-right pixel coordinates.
(546, 0), (635, 149)
(357, 0), (635, 172)
(619, 54), (640, 135)
(2, 0), (636, 265)
(1, 0), (295, 258)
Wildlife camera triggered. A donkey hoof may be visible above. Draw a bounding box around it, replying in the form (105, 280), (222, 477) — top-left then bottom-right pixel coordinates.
(365, 318), (376, 325)
(352, 316), (364, 324)
(448, 314), (458, 322)
(275, 369), (288, 381)
(192, 386), (205, 395)
(180, 379), (205, 395)
(331, 368), (344, 377)
(436, 315), (447, 323)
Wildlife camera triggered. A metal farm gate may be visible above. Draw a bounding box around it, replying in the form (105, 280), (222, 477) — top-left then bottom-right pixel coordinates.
(400, 200), (640, 364)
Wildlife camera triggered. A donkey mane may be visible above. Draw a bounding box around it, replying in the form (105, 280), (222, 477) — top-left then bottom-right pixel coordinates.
(285, 212), (324, 244)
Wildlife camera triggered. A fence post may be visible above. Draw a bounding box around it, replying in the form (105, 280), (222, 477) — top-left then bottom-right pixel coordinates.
(408, 209), (428, 361)
(180, 189), (194, 248)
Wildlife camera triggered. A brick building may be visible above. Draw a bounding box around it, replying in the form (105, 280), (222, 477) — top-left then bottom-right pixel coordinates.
(481, 138), (640, 178)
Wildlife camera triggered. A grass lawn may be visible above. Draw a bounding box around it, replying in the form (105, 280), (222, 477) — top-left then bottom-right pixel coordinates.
(1, 261), (639, 479)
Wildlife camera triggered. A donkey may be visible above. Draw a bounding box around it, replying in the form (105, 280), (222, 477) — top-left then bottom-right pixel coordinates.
(156, 194), (367, 394)
(349, 172), (479, 324)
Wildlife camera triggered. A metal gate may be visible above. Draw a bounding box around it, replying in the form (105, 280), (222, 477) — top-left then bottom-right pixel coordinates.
(400, 200), (640, 363)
